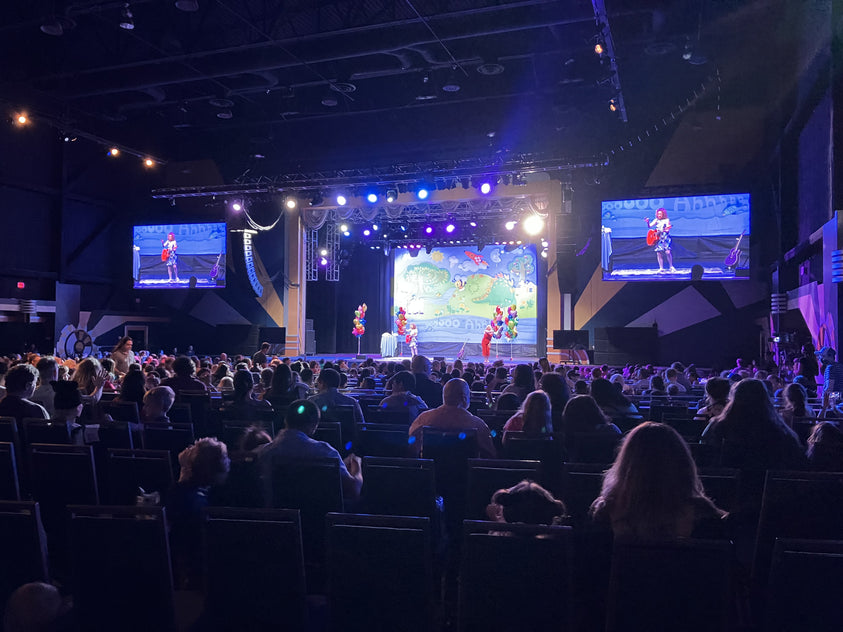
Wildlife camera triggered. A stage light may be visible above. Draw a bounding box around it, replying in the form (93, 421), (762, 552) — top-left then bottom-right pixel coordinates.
(231, 201), (242, 211)
(320, 257), (328, 266)
(445, 224), (455, 233)
(505, 220), (517, 231)
(336, 194), (347, 206)
(320, 249), (327, 256)
(425, 226), (433, 234)
(417, 188), (429, 200)
(609, 99), (618, 112)
(399, 225), (407, 232)
(594, 42), (604, 55)
(16, 281), (25, 289)
(339, 224), (348, 232)
(363, 229), (371, 237)
(143, 158), (155, 167)
(541, 239), (549, 248)
(366, 192), (378, 203)
(119, 3), (135, 30)
(386, 189), (397, 203)
(523, 215), (544, 236)
(372, 224), (379, 231)
(541, 249), (548, 258)
(469, 221), (477, 227)
(15, 114), (28, 125)
(343, 231), (350, 237)
(479, 182), (492, 195)
(285, 197), (297, 210)
(108, 147), (120, 157)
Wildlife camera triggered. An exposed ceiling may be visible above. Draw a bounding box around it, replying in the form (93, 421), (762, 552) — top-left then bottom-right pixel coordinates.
(0, 0), (790, 178)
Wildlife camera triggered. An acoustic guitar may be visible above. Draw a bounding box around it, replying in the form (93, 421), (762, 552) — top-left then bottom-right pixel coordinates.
(646, 229), (659, 246)
(724, 230), (745, 268)
(161, 249), (169, 262)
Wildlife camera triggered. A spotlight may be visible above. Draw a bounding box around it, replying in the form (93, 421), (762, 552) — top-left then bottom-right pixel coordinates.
(609, 99), (618, 112)
(320, 249), (328, 256)
(343, 231), (350, 237)
(336, 194), (347, 206)
(425, 226), (433, 234)
(372, 224), (379, 231)
(108, 147), (120, 157)
(505, 220), (517, 231)
(15, 114), (28, 125)
(417, 188), (429, 200)
(386, 189), (397, 203)
(445, 224), (455, 233)
(541, 249), (548, 259)
(231, 201), (243, 212)
(285, 197), (297, 210)
(594, 42), (604, 55)
(143, 158), (155, 167)
(469, 221), (477, 227)
(320, 257), (328, 266)
(119, 3), (135, 30)
(340, 224), (349, 232)
(523, 215), (545, 236)
(363, 229), (371, 237)
(479, 182), (492, 195)
(366, 192), (378, 203)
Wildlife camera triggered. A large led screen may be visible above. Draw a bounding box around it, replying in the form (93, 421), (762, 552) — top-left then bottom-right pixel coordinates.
(600, 193), (750, 281)
(133, 222), (227, 288)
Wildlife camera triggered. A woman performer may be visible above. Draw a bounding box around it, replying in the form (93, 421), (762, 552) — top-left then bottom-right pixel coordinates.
(162, 232), (179, 282)
(644, 208), (676, 273)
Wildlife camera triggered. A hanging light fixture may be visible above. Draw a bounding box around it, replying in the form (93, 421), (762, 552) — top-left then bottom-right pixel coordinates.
(119, 3), (135, 30)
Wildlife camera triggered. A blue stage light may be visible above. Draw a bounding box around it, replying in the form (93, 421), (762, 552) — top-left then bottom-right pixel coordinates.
(417, 188), (429, 200)
(367, 193), (378, 203)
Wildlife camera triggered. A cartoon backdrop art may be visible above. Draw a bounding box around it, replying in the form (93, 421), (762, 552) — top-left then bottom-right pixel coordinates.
(393, 244), (538, 356)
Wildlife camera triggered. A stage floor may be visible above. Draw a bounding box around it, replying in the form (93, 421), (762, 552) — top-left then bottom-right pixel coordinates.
(604, 266), (741, 280)
(302, 353), (542, 365)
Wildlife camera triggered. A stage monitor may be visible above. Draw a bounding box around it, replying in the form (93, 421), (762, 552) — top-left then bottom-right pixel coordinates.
(600, 193), (750, 281)
(393, 244), (538, 350)
(132, 222), (227, 289)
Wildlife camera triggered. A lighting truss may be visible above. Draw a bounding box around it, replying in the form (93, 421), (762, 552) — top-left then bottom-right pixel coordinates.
(325, 222), (341, 282)
(305, 229), (319, 282)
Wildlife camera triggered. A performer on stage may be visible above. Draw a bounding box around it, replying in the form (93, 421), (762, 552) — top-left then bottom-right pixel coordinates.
(645, 208), (676, 274)
(406, 324), (418, 357)
(481, 323), (495, 363)
(162, 232), (179, 282)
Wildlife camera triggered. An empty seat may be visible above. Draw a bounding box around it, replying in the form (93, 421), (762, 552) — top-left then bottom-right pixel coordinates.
(313, 421), (344, 454)
(361, 456), (437, 518)
(22, 418), (71, 445)
(68, 505), (176, 631)
(464, 458), (542, 520)
(203, 507), (307, 630)
(606, 539), (733, 632)
(142, 423), (195, 475)
(106, 448), (174, 505)
(459, 520), (573, 632)
(567, 432), (621, 464)
(559, 462), (607, 526)
(209, 452), (262, 508)
(0, 441), (20, 501)
(104, 401), (140, 423)
(327, 513), (435, 632)
(0, 501), (48, 610)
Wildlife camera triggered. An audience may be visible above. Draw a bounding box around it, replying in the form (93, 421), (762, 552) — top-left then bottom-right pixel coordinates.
(695, 377), (730, 421)
(486, 480), (567, 525)
(378, 370), (428, 422)
(308, 368), (364, 424)
(0, 363), (48, 422)
(31, 356), (58, 417)
(502, 390), (553, 441)
(161, 356), (208, 394)
(222, 370), (273, 420)
(142, 385), (175, 424)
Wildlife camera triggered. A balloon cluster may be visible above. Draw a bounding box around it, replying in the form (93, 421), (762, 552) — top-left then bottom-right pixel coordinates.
(352, 303), (367, 338)
(492, 305), (505, 339)
(395, 306), (407, 335)
(504, 304), (518, 340)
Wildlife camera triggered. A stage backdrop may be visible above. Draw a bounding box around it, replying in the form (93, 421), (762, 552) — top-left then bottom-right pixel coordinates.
(393, 245), (538, 357)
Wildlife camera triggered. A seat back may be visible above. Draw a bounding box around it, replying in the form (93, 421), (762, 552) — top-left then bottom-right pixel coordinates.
(464, 459), (542, 520)
(0, 442), (20, 501)
(209, 452), (263, 508)
(0, 501), (48, 610)
(501, 434), (563, 492)
(104, 401), (140, 423)
(313, 421), (344, 454)
(458, 520), (573, 632)
(321, 404), (357, 446)
(361, 457), (437, 517)
(106, 448), (174, 505)
(327, 513), (434, 632)
(421, 428), (479, 518)
(560, 462), (607, 526)
(365, 408), (412, 426)
(68, 505), (175, 632)
(22, 418), (70, 445)
(698, 468), (741, 513)
(203, 507), (306, 629)
(141, 423), (195, 475)
(752, 471), (843, 583)
(606, 539), (733, 632)
(356, 424), (417, 457)
(219, 419), (275, 453)
(567, 432), (621, 463)
(766, 539), (843, 632)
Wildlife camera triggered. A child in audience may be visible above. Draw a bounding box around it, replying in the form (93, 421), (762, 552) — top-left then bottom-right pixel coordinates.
(487, 480), (567, 525)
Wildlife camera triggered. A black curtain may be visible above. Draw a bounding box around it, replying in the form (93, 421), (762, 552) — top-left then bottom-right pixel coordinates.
(307, 247), (391, 355)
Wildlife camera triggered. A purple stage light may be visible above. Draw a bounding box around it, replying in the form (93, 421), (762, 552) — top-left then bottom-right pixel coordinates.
(445, 223), (455, 233)
(425, 226), (433, 234)
(363, 229), (371, 236)
(479, 182), (492, 195)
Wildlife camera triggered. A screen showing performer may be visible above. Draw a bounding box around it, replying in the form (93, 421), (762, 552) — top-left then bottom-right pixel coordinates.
(600, 193), (750, 281)
(133, 222), (227, 288)
(393, 244), (538, 357)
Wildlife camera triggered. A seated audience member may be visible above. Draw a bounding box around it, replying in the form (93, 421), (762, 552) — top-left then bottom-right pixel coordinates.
(161, 356), (208, 395)
(50, 380), (84, 443)
(259, 399), (362, 500)
(590, 377), (638, 421)
(573, 379), (589, 395)
(31, 356), (59, 417)
(486, 480), (567, 525)
(590, 422), (726, 540)
(114, 369), (146, 410)
(0, 364), (49, 422)
(2, 582), (74, 632)
(632, 367), (652, 394)
(642, 374), (667, 398)
(142, 386), (175, 424)
(702, 378), (806, 472)
(695, 377), (730, 421)
(538, 372), (571, 433)
(71, 357), (108, 403)
(780, 382), (815, 428)
(495, 392), (522, 412)
(223, 370), (273, 420)
(609, 373), (629, 394)
(412, 355), (444, 408)
(560, 395), (621, 454)
(166, 438), (231, 587)
(264, 363), (309, 405)
(408, 378), (497, 458)
(255, 367), (274, 396)
(211, 363), (231, 387)
(308, 368), (364, 424)
(238, 425), (272, 453)
(499, 364), (536, 403)
(503, 390), (553, 442)
(195, 367), (218, 392)
(378, 370), (428, 422)
(664, 368), (687, 393)
(218, 375), (234, 391)
(806, 421), (843, 471)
